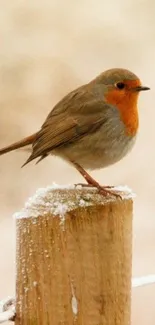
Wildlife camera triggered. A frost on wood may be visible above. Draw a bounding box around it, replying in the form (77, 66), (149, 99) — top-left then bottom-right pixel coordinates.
(14, 182), (134, 220)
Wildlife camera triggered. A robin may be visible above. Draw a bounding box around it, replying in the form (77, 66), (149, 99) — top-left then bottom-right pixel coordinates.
(0, 68), (150, 197)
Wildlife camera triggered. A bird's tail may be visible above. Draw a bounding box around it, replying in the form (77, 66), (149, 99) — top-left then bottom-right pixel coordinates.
(0, 133), (37, 156)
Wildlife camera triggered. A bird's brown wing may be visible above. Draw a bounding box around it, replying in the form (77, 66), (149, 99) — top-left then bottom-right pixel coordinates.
(23, 99), (109, 166)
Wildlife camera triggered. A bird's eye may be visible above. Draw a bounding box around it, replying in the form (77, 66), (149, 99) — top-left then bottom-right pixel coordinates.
(115, 82), (125, 90)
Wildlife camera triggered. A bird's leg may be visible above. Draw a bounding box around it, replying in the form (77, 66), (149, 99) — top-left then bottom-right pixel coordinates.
(72, 161), (121, 198)
(73, 162), (101, 187)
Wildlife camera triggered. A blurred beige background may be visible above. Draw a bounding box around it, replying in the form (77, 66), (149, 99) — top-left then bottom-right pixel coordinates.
(0, 1), (155, 324)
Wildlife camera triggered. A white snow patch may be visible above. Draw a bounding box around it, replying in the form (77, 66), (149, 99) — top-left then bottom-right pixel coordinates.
(79, 199), (86, 207)
(0, 297), (15, 323)
(71, 283), (78, 316)
(14, 210), (29, 219)
(13, 183), (134, 220)
(53, 203), (68, 226)
(114, 185), (136, 198)
(132, 274), (155, 288)
(48, 183), (76, 190)
(14, 183), (76, 220)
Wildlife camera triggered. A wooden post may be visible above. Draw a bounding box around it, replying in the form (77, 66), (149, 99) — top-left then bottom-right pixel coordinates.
(15, 185), (133, 325)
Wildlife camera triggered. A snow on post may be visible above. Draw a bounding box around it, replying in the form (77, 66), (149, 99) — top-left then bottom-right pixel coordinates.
(14, 184), (134, 325)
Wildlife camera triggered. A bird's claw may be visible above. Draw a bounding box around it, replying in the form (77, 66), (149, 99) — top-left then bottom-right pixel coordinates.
(75, 183), (122, 199)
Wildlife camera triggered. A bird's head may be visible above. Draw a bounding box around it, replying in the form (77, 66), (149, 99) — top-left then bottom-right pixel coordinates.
(93, 68), (150, 136)
(95, 68), (150, 106)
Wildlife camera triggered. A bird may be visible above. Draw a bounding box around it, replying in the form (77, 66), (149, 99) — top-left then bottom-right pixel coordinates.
(0, 68), (150, 197)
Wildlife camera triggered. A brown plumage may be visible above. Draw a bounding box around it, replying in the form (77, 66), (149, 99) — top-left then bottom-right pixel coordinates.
(0, 68), (150, 197)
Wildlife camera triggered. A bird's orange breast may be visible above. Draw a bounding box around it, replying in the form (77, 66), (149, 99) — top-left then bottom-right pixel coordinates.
(105, 88), (139, 136)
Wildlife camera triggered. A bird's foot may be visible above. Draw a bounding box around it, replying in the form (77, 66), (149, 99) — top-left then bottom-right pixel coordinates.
(75, 183), (122, 199)
(97, 185), (122, 199)
(76, 183), (114, 189)
(72, 161), (121, 199)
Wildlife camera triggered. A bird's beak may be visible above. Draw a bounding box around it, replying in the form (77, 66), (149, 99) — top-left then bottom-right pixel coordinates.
(133, 86), (150, 92)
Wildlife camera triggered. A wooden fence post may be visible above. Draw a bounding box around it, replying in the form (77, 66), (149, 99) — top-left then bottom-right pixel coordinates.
(15, 185), (133, 325)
